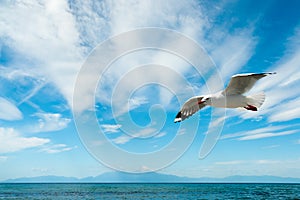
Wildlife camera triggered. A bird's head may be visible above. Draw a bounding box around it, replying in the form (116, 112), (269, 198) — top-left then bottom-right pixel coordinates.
(203, 95), (212, 104)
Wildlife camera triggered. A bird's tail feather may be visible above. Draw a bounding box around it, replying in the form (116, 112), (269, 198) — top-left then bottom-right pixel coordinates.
(247, 92), (265, 108)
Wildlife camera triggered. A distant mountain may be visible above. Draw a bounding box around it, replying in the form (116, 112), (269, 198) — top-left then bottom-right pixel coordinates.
(2, 172), (300, 183)
(81, 172), (193, 183)
(4, 175), (79, 183)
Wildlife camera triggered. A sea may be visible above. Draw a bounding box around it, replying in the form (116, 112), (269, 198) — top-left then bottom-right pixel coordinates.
(0, 183), (300, 199)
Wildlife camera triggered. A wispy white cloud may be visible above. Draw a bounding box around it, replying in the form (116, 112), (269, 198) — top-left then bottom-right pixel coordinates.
(215, 159), (280, 166)
(17, 81), (46, 106)
(255, 160), (281, 165)
(112, 135), (131, 145)
(210, 30), (257, 79)
(0, 156), (8, 162)
(177, 128), (187, 136)
(268, 96), (300, 123)
(0, 97), (22, 121)
(107, 0), (206, 37)
(221, 125), (297, 141)
(154, 132), (167, 138)
(128, 96), (149, 111)
(0, 127), (49, 153)
(261, 145), (280, 149)
(112, 127), (162, 144)
(101, 124), (122, 133)
(106, 92), (150, 118)
(238, 130), (297, 141)
(30, 113), (71, 133)
(0, 65), (41, 81)
(31, 167), (51, 174)
(40, 144), (77, 154)
(198, 24), (257, 95)
(215, 160), (245, 165)
(70, 1), (111, 50)
(133, 128), (158, 138)
(0, 66), (47, 108)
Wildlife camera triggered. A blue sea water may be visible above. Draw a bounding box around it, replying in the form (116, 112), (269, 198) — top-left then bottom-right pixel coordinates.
(0, 183), (300, 199)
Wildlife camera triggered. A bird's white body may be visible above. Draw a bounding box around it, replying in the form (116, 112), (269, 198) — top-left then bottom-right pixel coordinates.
(174, 72), (275, 123)
(204, 92), (247, 108)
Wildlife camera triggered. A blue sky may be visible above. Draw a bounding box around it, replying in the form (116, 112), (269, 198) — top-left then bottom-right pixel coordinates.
(0, 0), (300, 180)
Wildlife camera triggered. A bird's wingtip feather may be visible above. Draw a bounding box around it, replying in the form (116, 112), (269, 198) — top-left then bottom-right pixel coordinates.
(232, 72), (277, 78)
(174, 118), (181, 123)
(174, 112), (182, 123)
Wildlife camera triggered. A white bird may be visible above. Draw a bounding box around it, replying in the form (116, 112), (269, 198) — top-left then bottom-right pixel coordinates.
(174, 72), (276, 123)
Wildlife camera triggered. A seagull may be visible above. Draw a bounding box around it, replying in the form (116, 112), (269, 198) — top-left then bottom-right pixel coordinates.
(174, 72), (276, 123)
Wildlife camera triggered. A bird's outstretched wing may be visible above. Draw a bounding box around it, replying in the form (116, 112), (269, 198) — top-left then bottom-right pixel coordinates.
(223, 72), (276, 95)
(174, 96), (206, 123)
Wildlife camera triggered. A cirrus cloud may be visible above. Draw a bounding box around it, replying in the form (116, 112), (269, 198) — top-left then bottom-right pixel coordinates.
(0, 127), (49, 153)
(0, 97), (22, 121)
(30, 113), (71, 133)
